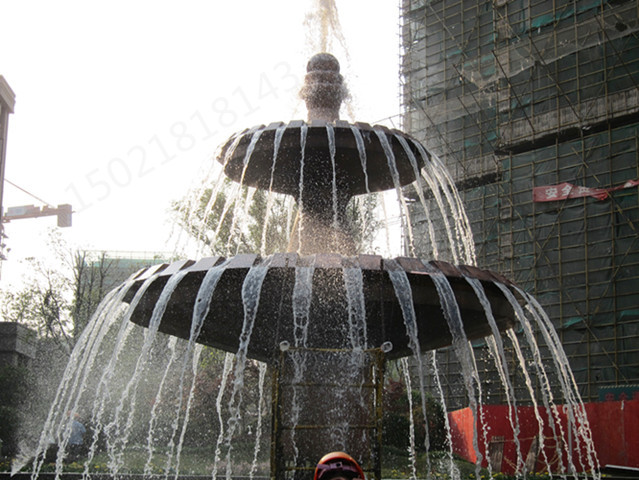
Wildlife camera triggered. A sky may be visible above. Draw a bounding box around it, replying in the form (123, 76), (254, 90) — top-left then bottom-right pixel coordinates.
(0, 0), (401, 287)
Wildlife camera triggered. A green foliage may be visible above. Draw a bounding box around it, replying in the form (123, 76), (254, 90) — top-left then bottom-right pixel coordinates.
(0, 230), (159, 352)
(173, 177), (381, 256)
(178, 348), (227, 447)
(0, 232), (164, 463)
(382, 377), (448, 453)
(173, 178), (293, 256)
(0, 231), (75, 354)
(344, 193), (382, 254)
(184, 349), (269, 450)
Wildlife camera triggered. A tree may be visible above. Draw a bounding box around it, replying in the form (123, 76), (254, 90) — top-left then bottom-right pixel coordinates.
(0, 231), (75, 355)
(383, 377), (447, 453)
(172, 178), (294, 256)
(0, 231), (180, 465)
(70, 250), (118, 338)
(0, 230), (172, 352)
(172, 177), (380, 256)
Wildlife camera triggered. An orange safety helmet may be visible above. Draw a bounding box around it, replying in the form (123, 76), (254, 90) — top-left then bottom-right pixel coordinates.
(313, 452), (365, 480)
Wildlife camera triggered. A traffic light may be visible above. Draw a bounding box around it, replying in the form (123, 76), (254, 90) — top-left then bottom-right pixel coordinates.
(57, 204), (72, 227)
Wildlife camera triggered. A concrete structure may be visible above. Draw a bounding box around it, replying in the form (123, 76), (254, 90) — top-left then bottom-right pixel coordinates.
(401, 0), (639, 407)
(0, 322), (35, 367)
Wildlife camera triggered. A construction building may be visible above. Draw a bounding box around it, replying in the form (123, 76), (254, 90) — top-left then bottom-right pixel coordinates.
(400, 0), (639, 408)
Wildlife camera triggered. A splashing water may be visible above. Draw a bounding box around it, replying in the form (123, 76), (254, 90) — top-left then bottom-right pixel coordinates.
(30, 141), (600, 480)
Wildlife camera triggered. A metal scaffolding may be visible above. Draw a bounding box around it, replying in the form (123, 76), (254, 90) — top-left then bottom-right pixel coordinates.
(400, 0), (639, 407)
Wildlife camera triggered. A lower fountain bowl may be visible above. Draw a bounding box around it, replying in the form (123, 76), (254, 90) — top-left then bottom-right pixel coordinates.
(122, 253), (520, 362)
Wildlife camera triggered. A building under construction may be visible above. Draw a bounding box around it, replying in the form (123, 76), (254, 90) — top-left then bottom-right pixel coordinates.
(400, 0), (639, 408)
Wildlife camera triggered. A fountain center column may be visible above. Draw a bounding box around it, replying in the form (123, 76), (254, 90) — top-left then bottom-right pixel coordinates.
(299, 52), (349, 123)
(292, 53), (356, 255)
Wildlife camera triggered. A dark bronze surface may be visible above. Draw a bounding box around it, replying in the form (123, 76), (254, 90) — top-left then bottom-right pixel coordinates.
(124, 253), (519, 363)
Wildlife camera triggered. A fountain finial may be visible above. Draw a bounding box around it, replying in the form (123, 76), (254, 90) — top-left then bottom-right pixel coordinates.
(300, 52), (349, 122)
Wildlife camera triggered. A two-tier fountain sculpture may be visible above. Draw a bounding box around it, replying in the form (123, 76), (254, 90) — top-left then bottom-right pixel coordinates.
(111, 53), (521, 480)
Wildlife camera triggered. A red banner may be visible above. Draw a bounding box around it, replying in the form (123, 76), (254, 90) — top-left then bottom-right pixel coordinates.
(533, 179), (639, 202)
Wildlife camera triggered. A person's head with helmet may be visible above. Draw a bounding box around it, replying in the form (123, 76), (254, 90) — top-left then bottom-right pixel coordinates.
(313, 452), (365, 480)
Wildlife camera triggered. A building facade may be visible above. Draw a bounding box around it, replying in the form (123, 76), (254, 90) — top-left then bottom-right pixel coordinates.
(400, 0), (639, 407)
(0, 76), (16, 262)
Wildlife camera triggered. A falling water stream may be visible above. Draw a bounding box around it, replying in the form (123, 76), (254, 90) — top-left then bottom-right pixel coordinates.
(463, 276), (524, 473)
(326, 124), (339, 232)
(260, 124), (287, 256)
(221, 259), (272, 479)
(350, 125), (369, 193)
(289, 259), (316, 468)
(296, 123), (309, 253)
(385, 262), (436, 478)
(400, 357), (418, 480)
(374, 128), (416, 256)
(424, 265), (485, 479)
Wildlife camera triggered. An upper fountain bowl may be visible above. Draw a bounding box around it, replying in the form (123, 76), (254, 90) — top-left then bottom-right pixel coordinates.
(217, 53), (427, 201)
(217, 120), (426, 199)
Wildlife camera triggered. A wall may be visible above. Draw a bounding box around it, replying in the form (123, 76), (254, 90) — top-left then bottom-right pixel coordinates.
(449, 400), (639, 472)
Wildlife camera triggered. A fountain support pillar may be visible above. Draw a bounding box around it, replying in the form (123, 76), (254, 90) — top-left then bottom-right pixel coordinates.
(290, 53), (356, 256)
(271, 347), (385, 480)
(289, 188), (357, 255)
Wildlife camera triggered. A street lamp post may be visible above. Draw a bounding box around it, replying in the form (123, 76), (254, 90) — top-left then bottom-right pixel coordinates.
(0, 76), (16, 234)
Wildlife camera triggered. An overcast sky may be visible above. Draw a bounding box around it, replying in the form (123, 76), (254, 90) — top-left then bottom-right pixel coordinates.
(0, 1), (400, 286)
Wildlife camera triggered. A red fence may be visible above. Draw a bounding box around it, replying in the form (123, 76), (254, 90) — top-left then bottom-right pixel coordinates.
(448, 400), (639, 473)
